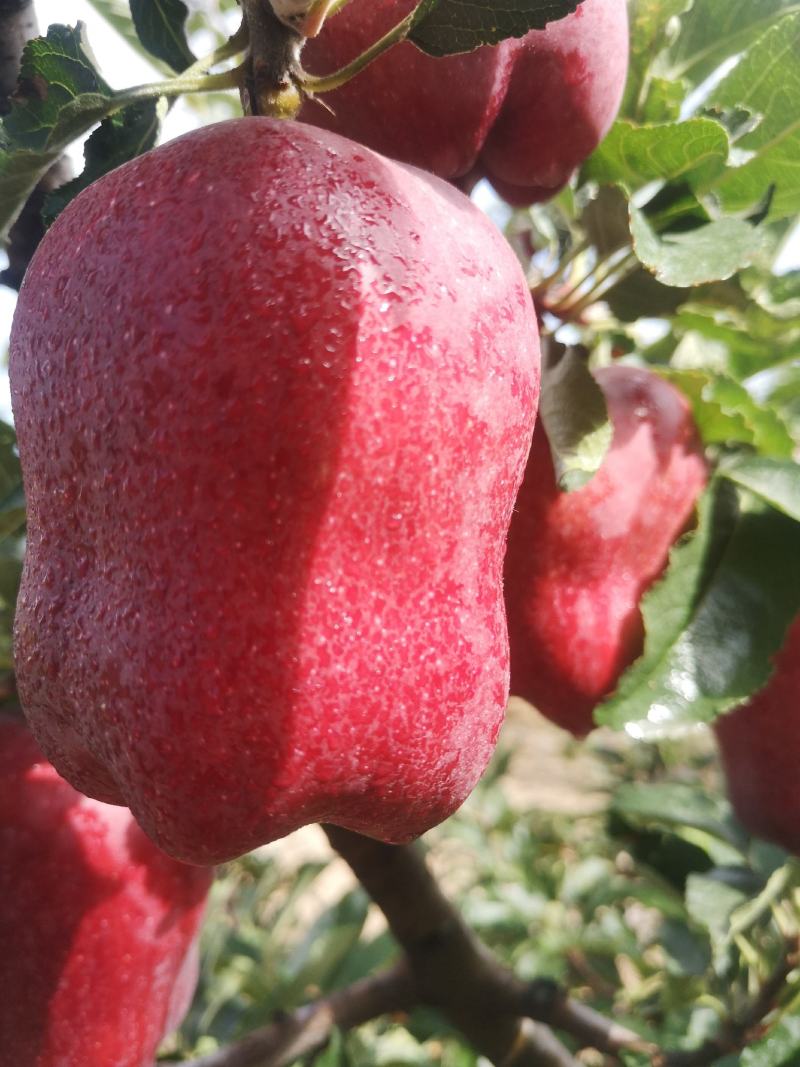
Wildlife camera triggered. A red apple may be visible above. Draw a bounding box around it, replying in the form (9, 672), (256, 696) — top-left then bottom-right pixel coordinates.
(715, 618), (800, 853)
(299, 0), (629, 204)
(0, 714), (211, 1067)
(504, 366), (708, 737)
(476, 0), (631, 203)
(11, 117), (540, 865)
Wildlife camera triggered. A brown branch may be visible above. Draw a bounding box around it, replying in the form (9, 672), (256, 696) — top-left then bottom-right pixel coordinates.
(324, 826), (603, 1066)
(186, 961), (416, 1067)
(519, 981), (656, 1057)
(178, 828), (651, 1067)
(239, 0), (302, 117)
(0, 0), (71, 289)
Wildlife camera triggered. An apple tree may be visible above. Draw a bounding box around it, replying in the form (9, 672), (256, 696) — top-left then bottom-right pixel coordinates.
(1, 1), (800, 1065)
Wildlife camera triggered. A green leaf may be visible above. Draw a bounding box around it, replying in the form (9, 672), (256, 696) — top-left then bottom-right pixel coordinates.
(581, 184), (631, 255)
(685, 872), (749, 945)
(0, 145), (62, 239)
(85, 0), (147, 54)
(612, 782), (745, 849)
(585, 118), (730, 191)
(43, 99), (161, 225)
(708, 12), (800, 221)
(605, 264), (687, 322)
(666, 304), (800, 380)
(596, 481), (800, 734)
(743, 267), (800, 319)
(281, 889), (370, 1005)
(620, 0), (693, 121)
(669, 0), (799, 85)
(740, 1014), (800, 1066)
(3, 24), (111, 151)
(631, 207), (766, 287)
(722, 457), (800, 522)
(130, 0), (195, 72)
(408, 0), (584, 57)
(640, 75), (687, 124)
(659, 368), (795, 457)
(538, 343), (611, 491)
(0, 25), (119, 238)
(660, 917), (711, 977)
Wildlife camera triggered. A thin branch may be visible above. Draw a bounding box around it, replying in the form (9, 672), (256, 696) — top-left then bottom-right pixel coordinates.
(240, 0), (302, 117)
(300, 8), (414, 94)
(324, 826), (584, 1066)
(658, 936), (800, 1067)
(518, 980), (656, 1058)
(185, 962), (417, 1067)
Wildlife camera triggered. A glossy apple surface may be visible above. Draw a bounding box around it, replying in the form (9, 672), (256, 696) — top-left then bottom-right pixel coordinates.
(300, 0), (629, 203)
(504, 366), (707, 736)
(715, 618), (800, 854)
(11, 117), (540, 865)
(0, 714), (211, 1067)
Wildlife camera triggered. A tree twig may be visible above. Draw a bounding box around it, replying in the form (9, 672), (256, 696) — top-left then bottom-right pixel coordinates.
(324, 826), (637, 1066)
(185, 962), (416, 1067)
(239, 0), (302, 117)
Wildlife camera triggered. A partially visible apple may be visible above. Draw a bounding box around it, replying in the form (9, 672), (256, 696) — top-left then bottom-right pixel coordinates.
(302, 0), (513, 180)
(715, 618), (800, 854)
(504, 366), (708, 736)
(0, 715), (211, 1067)
(476, 0), (630, 203)
(299, 0), (629, 204)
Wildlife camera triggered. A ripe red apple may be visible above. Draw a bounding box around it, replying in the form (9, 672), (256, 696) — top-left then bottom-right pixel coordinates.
(0, 714), (211, 1067)
(11, 117), (540, 865)
(715, 618), (800, 853)
(504, 366), (708, 737)
(299, 0), (629, 204)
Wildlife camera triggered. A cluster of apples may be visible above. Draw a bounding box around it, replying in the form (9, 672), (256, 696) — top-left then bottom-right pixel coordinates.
(4, 0), (795, 1061)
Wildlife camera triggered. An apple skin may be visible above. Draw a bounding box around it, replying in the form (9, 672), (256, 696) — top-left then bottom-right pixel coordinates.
(10, 117), (540, 865)
(476, 0), (630, 203)
(0, 714), (211, 1067)
(299, 0), (629, 204)
(715, 618), (800, 854)
(504, 366), (708, 737)
(301, 0), (515, 180)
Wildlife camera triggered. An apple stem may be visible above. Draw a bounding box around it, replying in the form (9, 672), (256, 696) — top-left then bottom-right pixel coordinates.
(529, 238), (590, 296)
(548, 248), (639, 320)
(239, 0), (303, 118)
(119, 68), (245, 105)
(324, 0), (356, 19)
(300, 8), (416, 94)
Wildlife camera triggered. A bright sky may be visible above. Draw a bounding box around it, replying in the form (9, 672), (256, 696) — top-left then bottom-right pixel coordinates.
(0, 1), (797, 423)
